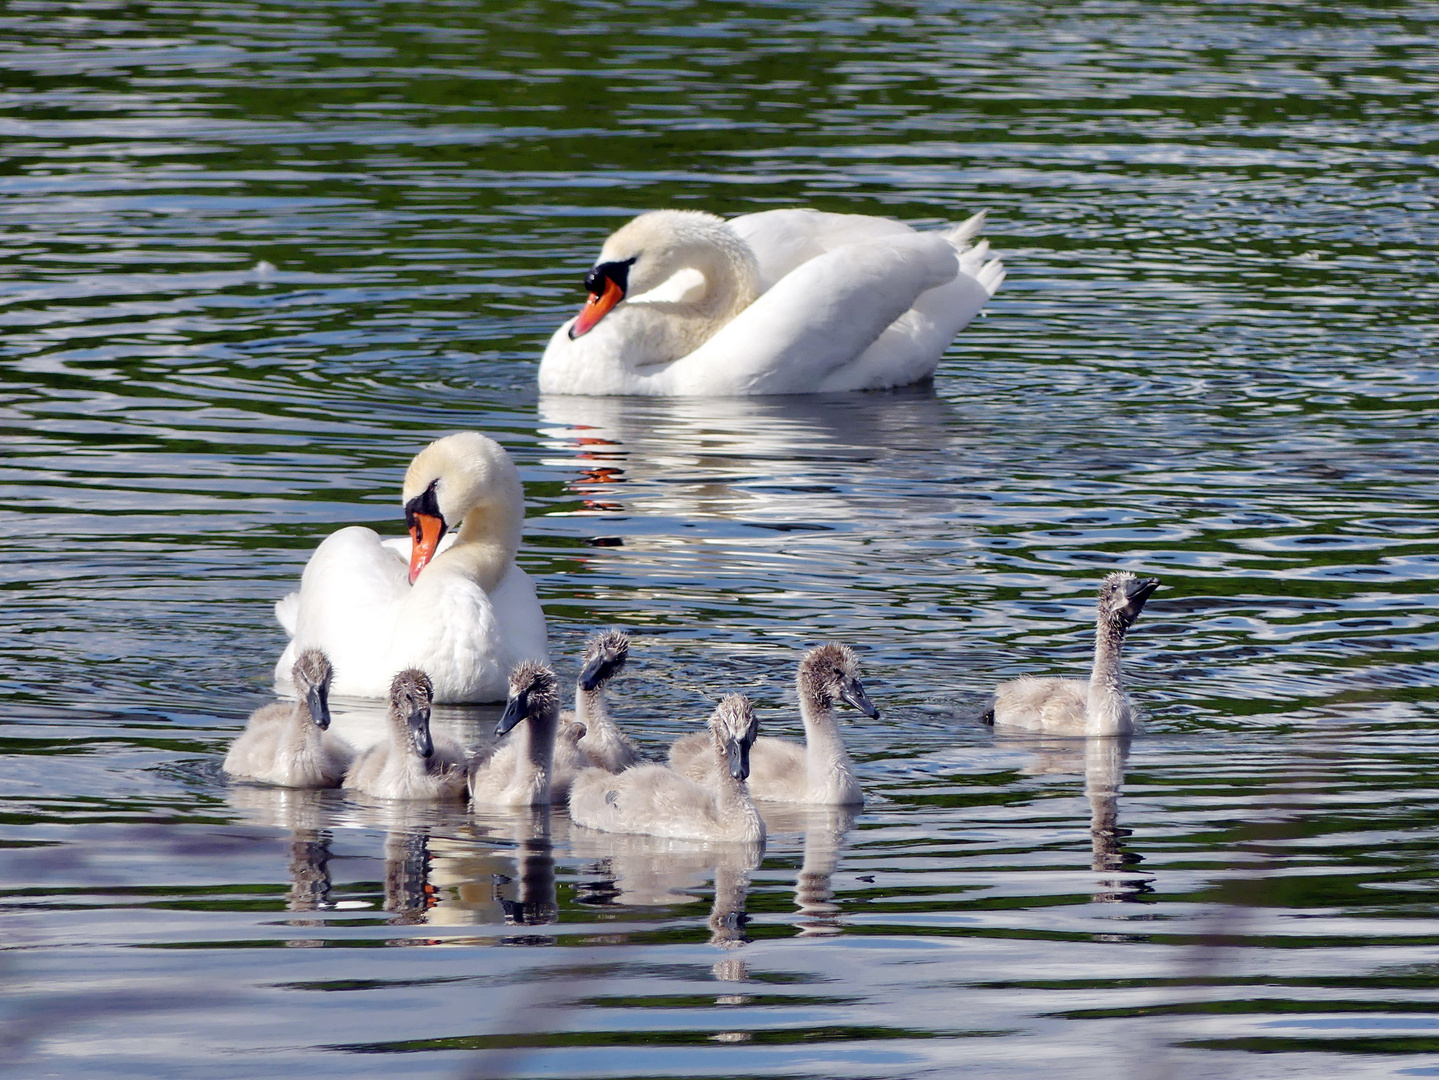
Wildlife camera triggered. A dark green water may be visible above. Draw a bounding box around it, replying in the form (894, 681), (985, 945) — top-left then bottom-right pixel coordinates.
(2, 1), (1438, 1077)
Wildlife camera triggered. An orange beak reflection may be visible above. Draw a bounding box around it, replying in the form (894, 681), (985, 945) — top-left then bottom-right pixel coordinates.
(408, 512), (446, 584)
(571, 276), (625, 338)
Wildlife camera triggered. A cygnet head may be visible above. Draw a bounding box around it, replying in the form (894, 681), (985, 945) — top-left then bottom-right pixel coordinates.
(798, 643), (880, 719)
(709, 693), (760, 782)
(389, 668), (436, 759)
(291, 649), (333, 730)
(1098, 572), (1160, 634)
(400, 431), (524, 584)
(578, 629), (630, 691)
(496, 661), (560, 738)
(569, 210), (754, 339)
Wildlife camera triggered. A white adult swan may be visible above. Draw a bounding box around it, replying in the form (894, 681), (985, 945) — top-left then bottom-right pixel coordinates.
(538, 208), (1004, 396)
(272, 432), (549, 703)
(983, 572), (1160, 736)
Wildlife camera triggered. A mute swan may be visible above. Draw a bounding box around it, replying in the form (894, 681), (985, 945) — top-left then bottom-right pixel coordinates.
(568, 629), (643, 771)
(670, 643), (876, 805)
(273, 431), (548, 703)
(538, 207), (1004, 396)
(469, 661), (561, 806)
(569, 694), (765, 844)
(224, 650), (354, 788)
(343, 669), (468, 800)
(546, 630), (642, 799)
(983, 572), (1160, 736)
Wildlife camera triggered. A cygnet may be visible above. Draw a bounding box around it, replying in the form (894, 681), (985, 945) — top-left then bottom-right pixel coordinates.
(343, 669), (468, 800)
(224, 650), (354, 788)
(469, 661), (561, 806)
(568, 629), (643, 771)
(670, 643), (876, 805)
(570, 693), (765, 844)
(984, 571), (1160, 736)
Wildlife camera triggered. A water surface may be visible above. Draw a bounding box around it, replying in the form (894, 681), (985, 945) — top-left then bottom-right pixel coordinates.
(3, 1), (1439, 1077)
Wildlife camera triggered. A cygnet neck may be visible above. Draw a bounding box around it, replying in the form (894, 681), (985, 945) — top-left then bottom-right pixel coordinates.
(508, 702), (558, 800)
(796, 675), (859, 799)
(1086, 614), (1132, 736)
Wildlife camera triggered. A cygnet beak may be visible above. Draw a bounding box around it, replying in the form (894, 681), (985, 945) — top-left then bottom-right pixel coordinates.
(496, 692), (526, 737)
(727, 738), (751, 782)
(840, 678), (880, 720)
(306, 683), (331, 730)
(578, 652), (615, 692)
(407, 706), (434, 759)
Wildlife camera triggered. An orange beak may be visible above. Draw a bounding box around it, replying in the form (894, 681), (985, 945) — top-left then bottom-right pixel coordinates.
(408, 512), (446, 584)
(571, 275), (624, 338)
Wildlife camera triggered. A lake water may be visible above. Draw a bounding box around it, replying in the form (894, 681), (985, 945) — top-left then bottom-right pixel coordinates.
(3, 1), (1438, 1077)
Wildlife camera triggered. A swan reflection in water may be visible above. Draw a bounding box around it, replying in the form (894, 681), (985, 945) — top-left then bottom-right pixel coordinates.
(537, 389), (964, 528)
(999, 733), (1152, 903)
(226, 785), (337, 931)
(759, 804), (859, 938)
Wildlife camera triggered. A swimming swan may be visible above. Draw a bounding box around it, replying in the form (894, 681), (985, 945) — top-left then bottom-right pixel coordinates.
(343, 669), (468, 800)
(568, 629), (643, 771)
(224, 650), (354, 788)
(538, 208), (1005, 396)
(983, 572), (1160, 736)
(569, 694), (765, 845)
(669, 643), (876, 805)
(273, 431), (548, 703)
(469, 661), (561, 807)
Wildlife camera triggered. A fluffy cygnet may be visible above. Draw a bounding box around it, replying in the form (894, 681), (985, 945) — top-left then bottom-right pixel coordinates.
(342, 669), (468, 800)
(224, 650), (353, 788)
(670, 643), (876, 805)
(984, 571), (1160, 736)
(570, 693), (765, 844)
(568, 629), (643, 771)
(469, 661), (561, 806)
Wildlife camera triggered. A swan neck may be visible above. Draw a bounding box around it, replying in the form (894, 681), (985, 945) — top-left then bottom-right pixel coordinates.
(429, 506), (518, 593)
(511, 707), (556, 799)
(797, 684), (857, 798)
(1086, 617), (1131, 735)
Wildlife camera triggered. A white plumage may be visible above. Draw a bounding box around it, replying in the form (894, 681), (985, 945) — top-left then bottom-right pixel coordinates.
(538, 208), (1003, 396)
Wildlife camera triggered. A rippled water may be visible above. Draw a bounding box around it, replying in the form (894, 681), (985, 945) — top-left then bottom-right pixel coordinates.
(3, 1), (1439, 1077)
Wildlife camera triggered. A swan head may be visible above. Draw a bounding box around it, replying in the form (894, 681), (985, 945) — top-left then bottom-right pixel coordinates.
(389, 668), (435, 759)
(798, 643), (880, 719)
(292, 649), (333, 730)
(497, 661), (560, 738)
(578, 629), (630, 691)
(401, 432), (525, 584)
(567, 210), (757, 339)
(709, 693), (759, 782)
(1099, 572), (1160, 633)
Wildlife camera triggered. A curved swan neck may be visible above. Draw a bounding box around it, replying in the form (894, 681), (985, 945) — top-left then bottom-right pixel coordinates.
(603, 212), (762, 365)
(796, 680), (858, 798)
(1086, 615), (1132, 735)
(509, 704), (557, 798)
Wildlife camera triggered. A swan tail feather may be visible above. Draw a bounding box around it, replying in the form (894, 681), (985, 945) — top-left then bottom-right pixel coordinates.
(275, 592), (300, 637)
(943, 210), (988, 248)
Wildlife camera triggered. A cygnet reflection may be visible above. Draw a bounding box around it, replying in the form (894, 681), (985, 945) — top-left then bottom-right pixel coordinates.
(564, 818), (764, 912)
(997, 733), (1152, 903)
(537, 389), (961, 530)
(425, 808), (559, 936)
(761, 804), (859, 937)
(224, 785), (337, 931)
